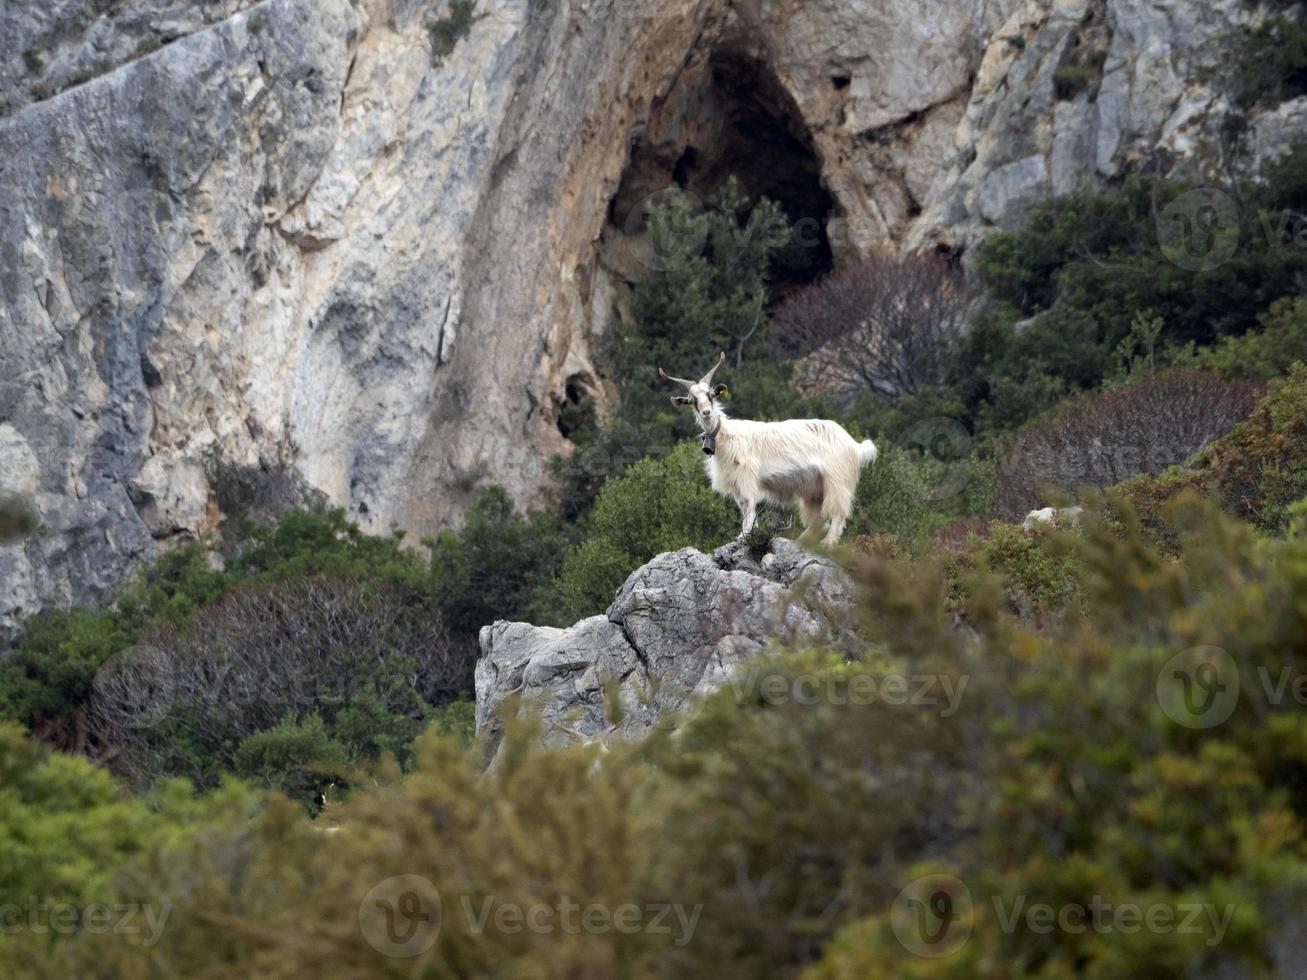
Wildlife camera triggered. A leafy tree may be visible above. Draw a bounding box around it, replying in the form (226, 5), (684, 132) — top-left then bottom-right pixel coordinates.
(1233, 10), (1307, 110)
(556, 441), (737, 618)
(552, 180), (789, 518)
(233, 713), (350, 807)
(1194, 297), (1307, 379)
(428, 485), (574, 633)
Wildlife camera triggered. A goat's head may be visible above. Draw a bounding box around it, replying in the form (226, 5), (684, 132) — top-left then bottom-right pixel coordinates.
(659, 352), (728, 422)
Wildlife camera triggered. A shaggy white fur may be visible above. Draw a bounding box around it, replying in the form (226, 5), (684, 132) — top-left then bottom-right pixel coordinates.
(663, 355), (878, 546)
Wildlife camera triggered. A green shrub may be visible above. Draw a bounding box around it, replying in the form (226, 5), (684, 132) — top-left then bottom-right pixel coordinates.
(88, 575), (471, 797)
(1207, 360), (1307, 528)
(233, 713), (349, 806)
(1235, 11), (1307, 110)
(556, 441), (737, 618)
(848, 445), (939, 541)
(1119, 361), (1307, 531)
(0, 509), (458, 758)
(973, 521), (1086, 618)
(427, 698), (476, 744)
(428, 486), (573, 634)
(0, 544), (228, 748)
(964, 157), (1307, 433)
(229, 507), (426, 588)
(0, 720), (256, 913)
(1195, 297), (1307, 379)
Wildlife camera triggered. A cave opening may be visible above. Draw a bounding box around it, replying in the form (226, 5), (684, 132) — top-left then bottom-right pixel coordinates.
(603, 45), (836, 302)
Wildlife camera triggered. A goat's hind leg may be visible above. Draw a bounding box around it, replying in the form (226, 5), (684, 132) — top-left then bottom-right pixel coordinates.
(821, 487), (854, 546)
(797, 497), (823, 543)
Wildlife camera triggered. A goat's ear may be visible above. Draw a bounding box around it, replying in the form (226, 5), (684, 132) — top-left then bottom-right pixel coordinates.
(713, 384), (729, 398)
(670, 395), (692, 407)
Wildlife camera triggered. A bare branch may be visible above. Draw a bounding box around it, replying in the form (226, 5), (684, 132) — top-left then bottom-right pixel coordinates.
(773, 252), (972, 401)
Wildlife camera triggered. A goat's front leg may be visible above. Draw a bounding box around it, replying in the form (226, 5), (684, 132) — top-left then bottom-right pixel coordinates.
(737, 498), (758, 539)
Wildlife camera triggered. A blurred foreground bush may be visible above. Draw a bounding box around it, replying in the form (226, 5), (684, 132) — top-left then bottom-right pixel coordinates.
(5, 493), (1306, 978)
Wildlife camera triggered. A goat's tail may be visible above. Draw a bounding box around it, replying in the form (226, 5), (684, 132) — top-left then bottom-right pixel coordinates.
(858, 439), (879, 467)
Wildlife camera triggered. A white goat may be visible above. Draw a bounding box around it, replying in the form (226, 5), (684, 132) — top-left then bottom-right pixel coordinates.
(1021, 505), (1084, 531)
(661, 353), (878, 546)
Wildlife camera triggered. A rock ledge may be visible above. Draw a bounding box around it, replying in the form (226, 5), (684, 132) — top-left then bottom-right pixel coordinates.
(474, 539), (853, 760)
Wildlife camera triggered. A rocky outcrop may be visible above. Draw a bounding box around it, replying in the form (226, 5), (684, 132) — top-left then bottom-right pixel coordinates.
(2, 0), (1303, 638)
(475, 538), (853, 761)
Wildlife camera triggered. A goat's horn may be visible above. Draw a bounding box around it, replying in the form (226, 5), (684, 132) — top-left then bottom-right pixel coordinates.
(658, 367), (697, 389)
(700, 351), (726, 387)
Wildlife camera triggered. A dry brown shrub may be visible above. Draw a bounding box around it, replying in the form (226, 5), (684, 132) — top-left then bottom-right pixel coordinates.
(997, 371), (1258, 518)
(773, 251), (971, 400)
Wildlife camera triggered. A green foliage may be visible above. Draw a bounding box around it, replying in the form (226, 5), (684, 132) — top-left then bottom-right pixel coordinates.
(429, 486), (574, 633)
(848, 446), (939, 542)
(90, 575), (469, 803)
(1, 507), (486, 799)
(229, 507), (426, 587)
(620, 178), (785, 372)
(1113, 309), (1166, 379)
(1121, 361), (1307, 531)
(1235, 10), (1307, 110)
(426, 698), (476, 744)
(11, 501), (1307, 978)
(970, 521), (1087, 618)
(556, 441), (738, 618)
(233, 713), (349, 805)
(0, 720), (256, 913)
(1194, 297), (1307, 380)
(332, 691), (433, 761)
(965, 157), (1307, 433)
(743, 507), (795, 561)
(0, 544), (227, 743)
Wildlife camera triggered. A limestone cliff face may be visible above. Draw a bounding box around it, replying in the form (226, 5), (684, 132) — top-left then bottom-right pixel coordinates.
(0, 0), (1301, 638)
